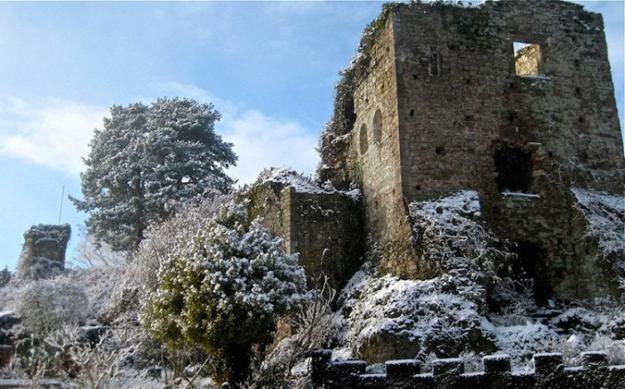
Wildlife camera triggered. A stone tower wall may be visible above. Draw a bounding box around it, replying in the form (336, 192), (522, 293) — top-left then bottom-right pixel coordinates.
(349, 14), (416, 271)
(393, 0), (623, 204)
(347, 0), (623, 299)
(15, 224), (71, 281)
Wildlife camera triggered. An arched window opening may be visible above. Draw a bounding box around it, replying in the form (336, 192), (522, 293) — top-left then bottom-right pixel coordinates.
(359, 123), (369, 155)
(372, 109), (382, 144)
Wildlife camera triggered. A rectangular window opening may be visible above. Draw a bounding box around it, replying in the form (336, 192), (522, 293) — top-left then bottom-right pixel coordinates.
(514, 41), (543, 77)
(494, 146), (533, 193)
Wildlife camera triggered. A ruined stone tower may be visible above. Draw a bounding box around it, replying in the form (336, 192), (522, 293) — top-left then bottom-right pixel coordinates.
(15, 224), (71, 281)
(320, 0), (624, 301)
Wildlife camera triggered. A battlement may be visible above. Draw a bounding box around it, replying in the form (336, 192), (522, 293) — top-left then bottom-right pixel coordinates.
(311, 349), (625, 388)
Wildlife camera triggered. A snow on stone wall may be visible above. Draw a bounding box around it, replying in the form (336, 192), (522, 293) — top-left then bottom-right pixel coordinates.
(246, 168), (365, 290)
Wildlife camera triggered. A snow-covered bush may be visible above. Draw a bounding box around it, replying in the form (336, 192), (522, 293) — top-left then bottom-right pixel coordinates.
(96, 195), (231, 325)
(552, 307), (602, 333)
(11, 324), (155, 388)
(15, 278), (88, 334)
(44, 325), (143, 389)
(493, 323), (560, 367)
(132, 195), (230, 295)
(11, 334), (65, 380)
(72, 233), (127, 268)
(64, 266), (123, 324)
(142, 201), (309, 383)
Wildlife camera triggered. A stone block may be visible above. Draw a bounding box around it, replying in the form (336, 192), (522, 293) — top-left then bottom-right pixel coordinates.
(385, 359), (420, 380)
(483, 354), (512, 375)
(533, 353), (563, 376)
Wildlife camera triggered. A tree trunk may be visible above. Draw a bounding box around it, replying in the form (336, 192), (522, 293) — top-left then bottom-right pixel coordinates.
(221, 343), (252, 386)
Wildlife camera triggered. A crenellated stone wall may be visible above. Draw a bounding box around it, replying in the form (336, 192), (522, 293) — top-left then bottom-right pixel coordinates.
(311, 349), (625, 388)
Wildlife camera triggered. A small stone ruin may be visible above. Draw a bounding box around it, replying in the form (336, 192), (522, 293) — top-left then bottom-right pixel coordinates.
(15, 224), (71, 282)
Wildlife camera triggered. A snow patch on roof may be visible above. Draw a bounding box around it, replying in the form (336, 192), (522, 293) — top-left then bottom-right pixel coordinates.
(257, 167), (328, 193)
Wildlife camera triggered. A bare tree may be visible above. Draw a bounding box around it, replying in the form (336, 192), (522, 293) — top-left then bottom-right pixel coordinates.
(72, 232), (127, 268)
(259, 275), (342, 384)
(44, 325), (142, 389)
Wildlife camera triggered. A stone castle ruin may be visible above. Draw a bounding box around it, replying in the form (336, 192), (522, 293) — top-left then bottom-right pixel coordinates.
(307, 0), (624, 303)
(15, 224), (71, 281)
(272, 1), (625, 386)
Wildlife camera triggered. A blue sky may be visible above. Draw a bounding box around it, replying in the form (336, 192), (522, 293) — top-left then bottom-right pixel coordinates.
(0, 1), (623, 270)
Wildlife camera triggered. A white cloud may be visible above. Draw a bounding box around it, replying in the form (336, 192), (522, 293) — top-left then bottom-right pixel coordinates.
(0, 96), (107, 174)
(222, 109), (319, 185)
(0, 86), (320, 185)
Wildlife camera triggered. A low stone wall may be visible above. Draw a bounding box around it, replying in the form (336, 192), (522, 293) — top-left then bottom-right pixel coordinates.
(311, 350), (625, 388)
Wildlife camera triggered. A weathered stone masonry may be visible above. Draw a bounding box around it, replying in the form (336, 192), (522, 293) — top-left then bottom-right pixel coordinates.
(337, 0), (624, 300)
(15, 224), (71, 281)
(245, 175), (364, 289)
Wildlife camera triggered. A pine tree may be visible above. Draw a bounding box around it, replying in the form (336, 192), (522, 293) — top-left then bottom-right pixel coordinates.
(71, 97), (237, 251)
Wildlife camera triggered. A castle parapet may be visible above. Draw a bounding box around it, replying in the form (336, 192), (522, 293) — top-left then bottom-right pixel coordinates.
(310, 349), (625, 388)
